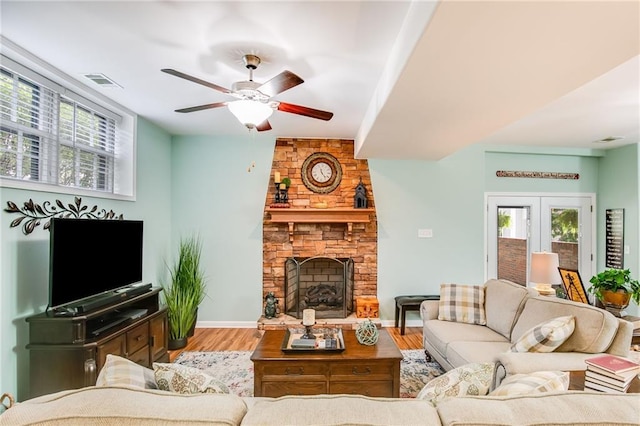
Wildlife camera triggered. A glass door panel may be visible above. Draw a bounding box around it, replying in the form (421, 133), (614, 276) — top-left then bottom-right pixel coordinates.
(497, 207), (530, 285)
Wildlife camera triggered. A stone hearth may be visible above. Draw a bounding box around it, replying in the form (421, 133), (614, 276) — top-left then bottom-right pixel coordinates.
(261, 138), (377, 325)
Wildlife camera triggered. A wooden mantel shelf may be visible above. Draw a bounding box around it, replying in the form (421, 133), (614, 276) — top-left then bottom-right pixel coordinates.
(266, 207), (375, 242)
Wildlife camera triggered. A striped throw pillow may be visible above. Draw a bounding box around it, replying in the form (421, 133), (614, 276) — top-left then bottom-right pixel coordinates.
(438, 284), (486, 325)
(489, 371), (569, 396)
(510, 315), (575, 353)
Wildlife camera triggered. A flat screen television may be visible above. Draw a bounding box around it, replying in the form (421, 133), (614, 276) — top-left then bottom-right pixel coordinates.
(48, 218), (143, 309)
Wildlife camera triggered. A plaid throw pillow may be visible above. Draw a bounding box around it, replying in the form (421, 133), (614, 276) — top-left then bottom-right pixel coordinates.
(510, 315), (575, 353)
(96, 354), (157, 389)
(438, 284), (486, 325)
(490, 371), (569, 396)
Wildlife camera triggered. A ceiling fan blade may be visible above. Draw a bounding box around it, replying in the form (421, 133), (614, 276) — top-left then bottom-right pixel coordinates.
(257, 71), (304, 97)
(161, 69), (232, 94)
(256, 120), (272, 132)
(277, 102), (334, 121)
(175, 102), (228, 113)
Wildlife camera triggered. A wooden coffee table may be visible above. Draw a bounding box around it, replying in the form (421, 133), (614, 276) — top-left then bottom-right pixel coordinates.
(569, 371), (640, 393)
(251, 328), (402, 397)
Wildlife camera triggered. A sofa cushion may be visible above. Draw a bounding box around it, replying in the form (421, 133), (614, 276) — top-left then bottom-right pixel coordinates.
(446, 341), (512, 367)
(484, 279), (536, 340)
(153, 363), (230, 394)
(489, 371), (569, 396)
(240, 394), (441, 425)
(0, 386), (247, 425)
(416, 362), (495, 404)
(423, 319), (508, 362)
(96, 354), (157, 389)
(510, 315), (575, 353)
(512, 297), (619, 353)
(435, 391), (640, 426)
(438, 283), (486, 325)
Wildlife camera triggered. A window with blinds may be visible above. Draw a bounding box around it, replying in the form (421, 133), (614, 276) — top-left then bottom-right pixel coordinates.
(0, 47), (134, 199)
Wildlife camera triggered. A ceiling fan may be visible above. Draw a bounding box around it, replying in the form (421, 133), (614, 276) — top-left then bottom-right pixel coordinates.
(162, 54), (333, 131)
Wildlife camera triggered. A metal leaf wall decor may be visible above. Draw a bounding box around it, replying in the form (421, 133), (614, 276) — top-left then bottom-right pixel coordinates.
(4, 196), (124, 235)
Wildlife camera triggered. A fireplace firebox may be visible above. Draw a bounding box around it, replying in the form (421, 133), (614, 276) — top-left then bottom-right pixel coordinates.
(284, 257), (354, 319)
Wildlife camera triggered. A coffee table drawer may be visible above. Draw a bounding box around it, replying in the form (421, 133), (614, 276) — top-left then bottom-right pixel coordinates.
(330, 381), (393, 397)
(330, 362), (394, 378)
(262, 381), (327, 397)
(261, 362), (326, 377)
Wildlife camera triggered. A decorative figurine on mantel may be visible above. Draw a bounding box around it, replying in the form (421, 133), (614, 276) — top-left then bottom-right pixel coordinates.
(264, 292), (278, 319)
(353, 178), (368, 209)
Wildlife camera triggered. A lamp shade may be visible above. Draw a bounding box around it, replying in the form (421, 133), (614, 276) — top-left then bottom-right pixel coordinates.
(228, 100), (273, 128)
(530, 252), (561, 285)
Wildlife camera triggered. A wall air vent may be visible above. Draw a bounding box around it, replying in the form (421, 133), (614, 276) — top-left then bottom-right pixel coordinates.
(82, 73), (122, 88)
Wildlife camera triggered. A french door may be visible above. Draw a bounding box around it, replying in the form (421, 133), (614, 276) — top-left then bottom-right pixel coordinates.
(486, 194), (594, 287)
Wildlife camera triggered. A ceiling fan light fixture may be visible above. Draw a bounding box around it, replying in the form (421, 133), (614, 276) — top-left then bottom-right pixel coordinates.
(228, 99), (273, 128)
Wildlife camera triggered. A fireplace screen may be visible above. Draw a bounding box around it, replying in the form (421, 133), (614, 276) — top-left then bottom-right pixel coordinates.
(284, 257), (354, 319)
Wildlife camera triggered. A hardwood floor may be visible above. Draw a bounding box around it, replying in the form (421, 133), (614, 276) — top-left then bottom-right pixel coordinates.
(169, 327), (423, 361)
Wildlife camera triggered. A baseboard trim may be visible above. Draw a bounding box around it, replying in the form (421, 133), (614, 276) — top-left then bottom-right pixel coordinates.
(196, 319), (424, 329)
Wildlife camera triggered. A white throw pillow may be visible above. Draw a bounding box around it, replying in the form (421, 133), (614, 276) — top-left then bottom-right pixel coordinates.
(153, 362), (229, 394)
(490, 371), (569, 396)
(96, 354), (157, 389)
(438, 284), (486, 325)
(510, 315), (575, 353)
(416, 362), (495, 405)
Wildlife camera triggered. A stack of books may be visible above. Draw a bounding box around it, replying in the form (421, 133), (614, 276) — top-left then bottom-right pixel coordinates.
(584, 354), (640, 393)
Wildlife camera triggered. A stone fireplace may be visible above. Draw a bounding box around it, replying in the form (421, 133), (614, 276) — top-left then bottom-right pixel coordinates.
(285, 257), (354, 319)
(261, 138), (377, 328)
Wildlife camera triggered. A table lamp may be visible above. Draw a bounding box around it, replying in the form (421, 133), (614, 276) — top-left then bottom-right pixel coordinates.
(530, 252), (561, 296)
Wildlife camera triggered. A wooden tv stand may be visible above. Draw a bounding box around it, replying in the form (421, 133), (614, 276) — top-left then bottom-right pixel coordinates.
(26, 287), (168, 398)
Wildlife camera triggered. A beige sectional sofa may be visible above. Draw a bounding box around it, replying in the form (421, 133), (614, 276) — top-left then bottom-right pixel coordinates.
(1, 385), (639, 425)
(421, 278), (634, 375)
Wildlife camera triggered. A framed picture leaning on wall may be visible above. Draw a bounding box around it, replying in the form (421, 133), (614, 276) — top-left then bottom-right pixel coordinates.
(558, 267), (589, 304)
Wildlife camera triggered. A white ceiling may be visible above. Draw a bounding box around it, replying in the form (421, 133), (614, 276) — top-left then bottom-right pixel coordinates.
(1, 1), (638, 161)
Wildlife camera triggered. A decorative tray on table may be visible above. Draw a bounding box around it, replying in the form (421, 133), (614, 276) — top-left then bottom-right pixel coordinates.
(281, 327), (345, 353)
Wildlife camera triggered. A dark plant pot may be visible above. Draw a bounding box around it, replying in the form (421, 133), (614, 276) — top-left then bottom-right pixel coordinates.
(187, 308), (198, 338)
(168, 337), (188, 350)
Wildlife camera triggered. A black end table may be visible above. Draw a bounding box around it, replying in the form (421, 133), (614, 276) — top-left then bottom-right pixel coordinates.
(394, 295), (439, 335)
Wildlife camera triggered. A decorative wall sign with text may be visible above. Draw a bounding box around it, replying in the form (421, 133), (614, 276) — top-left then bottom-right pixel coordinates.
(496, 170), (579, 180)
(605, 208), (624, 269)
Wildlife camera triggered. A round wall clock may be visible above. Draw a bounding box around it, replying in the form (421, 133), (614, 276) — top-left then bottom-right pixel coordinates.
(301, 152), (342, 194)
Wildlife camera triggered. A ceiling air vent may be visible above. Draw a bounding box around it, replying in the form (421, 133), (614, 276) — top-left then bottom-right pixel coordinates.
(82, 73), (122, 88)
(593, 136), (624, 144)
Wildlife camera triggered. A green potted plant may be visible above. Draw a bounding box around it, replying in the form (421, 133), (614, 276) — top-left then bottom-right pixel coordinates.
(162, 235), (207, 349)
(588, 268), (639, 316)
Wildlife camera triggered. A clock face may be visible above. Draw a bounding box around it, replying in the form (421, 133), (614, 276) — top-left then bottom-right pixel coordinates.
(311, 162), (332, 183)
(301, 152), (342, 194)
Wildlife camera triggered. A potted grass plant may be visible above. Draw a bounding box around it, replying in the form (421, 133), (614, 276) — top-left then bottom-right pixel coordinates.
(162, 235), (207, 349)
(588, 268), (639, 317)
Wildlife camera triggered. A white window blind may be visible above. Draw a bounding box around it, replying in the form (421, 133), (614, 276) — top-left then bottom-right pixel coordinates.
(0, 46), (135, 199)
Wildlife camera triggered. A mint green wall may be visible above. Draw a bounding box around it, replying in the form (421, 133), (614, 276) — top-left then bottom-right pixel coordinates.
(369, 145), (487, 319)
(0, 117), (172, 399)
(169, 134), (275, 322)
(596, 144), (639, 316)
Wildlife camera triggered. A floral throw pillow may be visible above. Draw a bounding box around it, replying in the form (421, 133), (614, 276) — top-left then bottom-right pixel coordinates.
(490, 371), (569, 396)
(416, 362), (495, 405)
(96, 354), (157, 389)
(153, 363), (230, 394)
(510, 315), (575, 353)
(438, 284), (486, 325)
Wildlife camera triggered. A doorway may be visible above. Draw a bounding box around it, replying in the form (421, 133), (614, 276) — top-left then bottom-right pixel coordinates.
(486, 194), (595, 288)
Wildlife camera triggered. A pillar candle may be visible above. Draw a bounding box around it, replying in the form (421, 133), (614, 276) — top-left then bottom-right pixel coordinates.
(279, 183), (286, 190)
(274, 172), (281, 183)
(302, 309), (315, 326)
